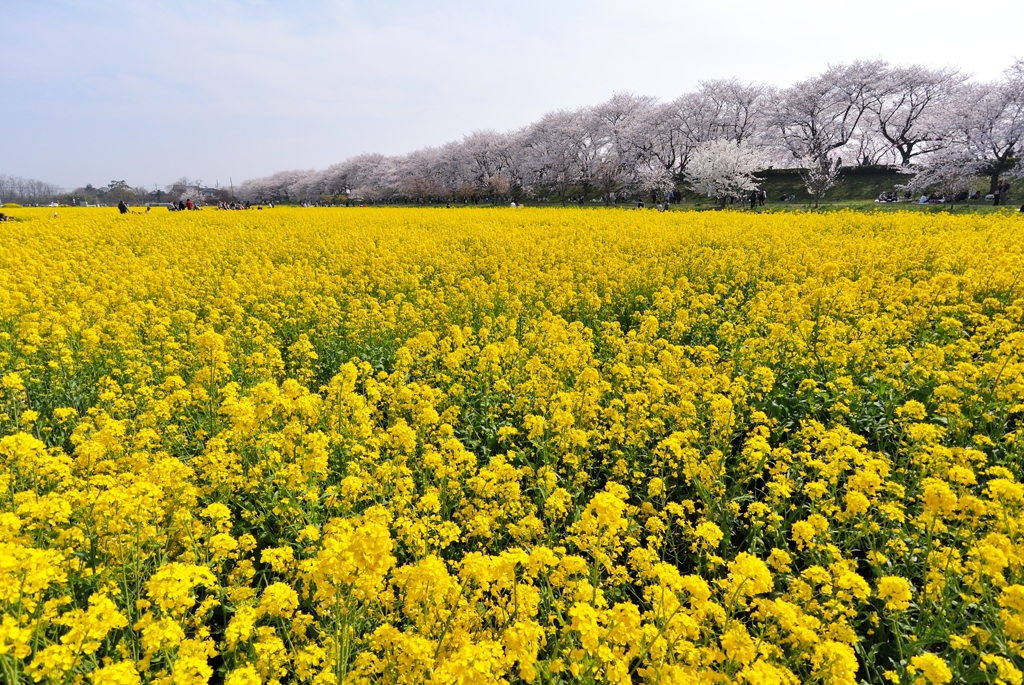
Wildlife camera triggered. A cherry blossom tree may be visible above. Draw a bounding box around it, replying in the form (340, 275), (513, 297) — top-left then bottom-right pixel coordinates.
(801, 155), (843, 208)
(519, 110), (580, 203)
(771, 61), (885, 202)
(957, 60), (1024, 193)
(590, 93), (658, 200)
(634, 165), (674, 201)
(898, 148), (981, 208)
(646, 80), (773, 183)
(237, 170), (312, 204)
(684, 140), (763, 208)
(865, 65), (967, 166)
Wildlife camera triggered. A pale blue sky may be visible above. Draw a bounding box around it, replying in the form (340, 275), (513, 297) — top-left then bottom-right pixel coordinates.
(4, 0), (1021, 189)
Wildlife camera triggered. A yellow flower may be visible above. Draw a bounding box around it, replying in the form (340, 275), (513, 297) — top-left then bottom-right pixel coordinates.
(897, 400), (927, 421)
(909, 653), (952, 685)
(1, 372), (25, 392)
(981, 655), (1023, 685)
(694, 521), (724, 549)
(721, 624), (756, 665)
(225, 665), (262, 685)
(877, 576), (913, 611)
(767, 548), (792, 573)
(257, 582), (298, 619)
(59, 593), (128, 655)
(89, 661), (141, 685)
(260, 546), (295, 573)
(792, 520), (817, 550)
(1000, 585), (1024, 611)
(921, 478), (957, 517)
(725, 553), (773, 601)
(226, 606), (258, 648)
(811, 641), (858, 685)
(145, 563), (218, 617)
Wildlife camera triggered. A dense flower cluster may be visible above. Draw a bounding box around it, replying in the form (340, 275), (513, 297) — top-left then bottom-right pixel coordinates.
(2, 206), (1024, 684)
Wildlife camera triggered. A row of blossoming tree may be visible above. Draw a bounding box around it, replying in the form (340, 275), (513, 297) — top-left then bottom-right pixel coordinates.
(236, 60), (1024, 207)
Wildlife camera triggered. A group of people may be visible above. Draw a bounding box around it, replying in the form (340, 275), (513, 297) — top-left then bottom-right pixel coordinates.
(993, 182), (1013, 206)
(117, 200), (152, 214)
(115, 198), (210, 214)
(633, 200), (673, 211)
(873, 188), (1021, 205)
(168, 199), (197, 211)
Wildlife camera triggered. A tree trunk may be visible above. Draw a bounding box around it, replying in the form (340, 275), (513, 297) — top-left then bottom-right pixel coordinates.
(899, 146), (913, 167)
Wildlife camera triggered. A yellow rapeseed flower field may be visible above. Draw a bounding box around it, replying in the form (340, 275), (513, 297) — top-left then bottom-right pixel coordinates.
(2, 205), (1024, 684)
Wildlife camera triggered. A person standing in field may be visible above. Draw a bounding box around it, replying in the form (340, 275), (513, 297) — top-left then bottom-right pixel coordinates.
(118, 200), (129, 214)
